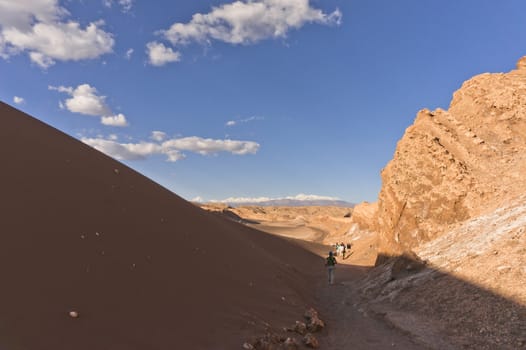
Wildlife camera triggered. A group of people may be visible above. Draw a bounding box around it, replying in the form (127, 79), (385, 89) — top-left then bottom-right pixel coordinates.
(325, 242), (352, 285)
(334, 242), (351, 258)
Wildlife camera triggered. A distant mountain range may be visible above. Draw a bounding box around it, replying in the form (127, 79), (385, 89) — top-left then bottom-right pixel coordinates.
(210, 199), (355, 207)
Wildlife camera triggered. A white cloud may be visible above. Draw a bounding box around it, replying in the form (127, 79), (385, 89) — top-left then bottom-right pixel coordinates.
(0, 0), (114, 67)
(28, 51), (55, 68)
(125, 48), (134, 59)
(226, 116), (263, 127)
(49, 83), (129, 127)
(151, 131), (167, 141)
(103, 0), (133, 12)
(162, 136), (259, 155)
(160, 0), (341, 49)
(119, 0), (133, 12)
(191, 196), (204, 202)
(0, 35), (7, 59)
(146, 41), (181, 66)
(13, 96), (24, 104)
(0, 0), (66, 29)
(81, 134), (259, 162)
(81, 137), (153, 161)
(101, 113), (128, 127)
(50, 84), (110, 116)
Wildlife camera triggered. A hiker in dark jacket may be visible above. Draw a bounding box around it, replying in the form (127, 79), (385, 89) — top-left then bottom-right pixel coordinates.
(325, 251), (337, 285)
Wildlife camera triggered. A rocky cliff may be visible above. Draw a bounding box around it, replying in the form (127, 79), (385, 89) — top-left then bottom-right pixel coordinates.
(376, 56), (526, 255)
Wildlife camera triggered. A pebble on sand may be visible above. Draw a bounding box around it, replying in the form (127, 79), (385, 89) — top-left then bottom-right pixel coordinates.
(69, 311), (79, 318)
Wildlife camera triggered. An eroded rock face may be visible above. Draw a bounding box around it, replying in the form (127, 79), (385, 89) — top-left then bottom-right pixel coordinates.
(376, 56), (526, 255)
(349, 201), (378, 232)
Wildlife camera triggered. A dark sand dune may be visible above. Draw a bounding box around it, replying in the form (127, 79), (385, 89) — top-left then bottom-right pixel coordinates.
(0, 102), (323, 349)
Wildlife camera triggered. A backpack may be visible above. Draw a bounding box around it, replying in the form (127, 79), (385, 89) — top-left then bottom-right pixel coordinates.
(326, 256), (336, 266)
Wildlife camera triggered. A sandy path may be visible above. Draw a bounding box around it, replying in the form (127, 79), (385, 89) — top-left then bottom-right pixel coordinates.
(247, 222), (327, 242)
(243, 219), (424, 349)
(315, 264), (424, 349)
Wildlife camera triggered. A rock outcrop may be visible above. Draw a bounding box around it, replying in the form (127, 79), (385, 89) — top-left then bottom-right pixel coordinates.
(358, 194), (526, 350)
(349, 201), (378, 232)
(376, 56), (526, 256)
(246, 308), (324, 350)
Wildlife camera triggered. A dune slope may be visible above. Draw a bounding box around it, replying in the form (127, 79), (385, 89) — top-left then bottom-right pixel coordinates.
(0, 102), (323, 349)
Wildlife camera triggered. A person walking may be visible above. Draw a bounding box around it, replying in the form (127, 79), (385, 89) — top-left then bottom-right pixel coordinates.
(336, 243), (343, 257)
(325, 251), (337, 285)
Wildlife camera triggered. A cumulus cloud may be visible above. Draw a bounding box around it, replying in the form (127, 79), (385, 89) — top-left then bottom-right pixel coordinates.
(101, 113), (128, 127)
(0, 0), (114, 67)
(49, 83), (128, 127)
(81, 134), (259, 162)
(164, 0), (341, 46)
(0, 0), (65, 29)
(13, 96), (25, 104)
(49, 84), (110, 116)
(146, 0), (341, 63)
(146, 41), (181, 66)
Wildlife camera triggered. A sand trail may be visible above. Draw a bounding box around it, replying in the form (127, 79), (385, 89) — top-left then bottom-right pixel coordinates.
(250, 220), (424, 349)
(315, 263), (424, 349)
(248, 221), (327, 242)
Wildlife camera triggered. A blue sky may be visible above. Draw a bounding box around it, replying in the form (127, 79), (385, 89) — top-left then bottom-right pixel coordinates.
(1, 0), (525, 204)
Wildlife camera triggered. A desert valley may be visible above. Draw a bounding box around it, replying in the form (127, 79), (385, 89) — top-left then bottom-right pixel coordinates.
(2, 57), (526, 349)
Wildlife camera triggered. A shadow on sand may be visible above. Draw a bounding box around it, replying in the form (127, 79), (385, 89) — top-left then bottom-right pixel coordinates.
(314, 253), (525, 350)
(215, 208), (261, 224)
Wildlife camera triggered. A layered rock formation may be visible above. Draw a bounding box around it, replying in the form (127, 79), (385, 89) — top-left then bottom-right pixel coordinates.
(376, 56), (526, 255)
